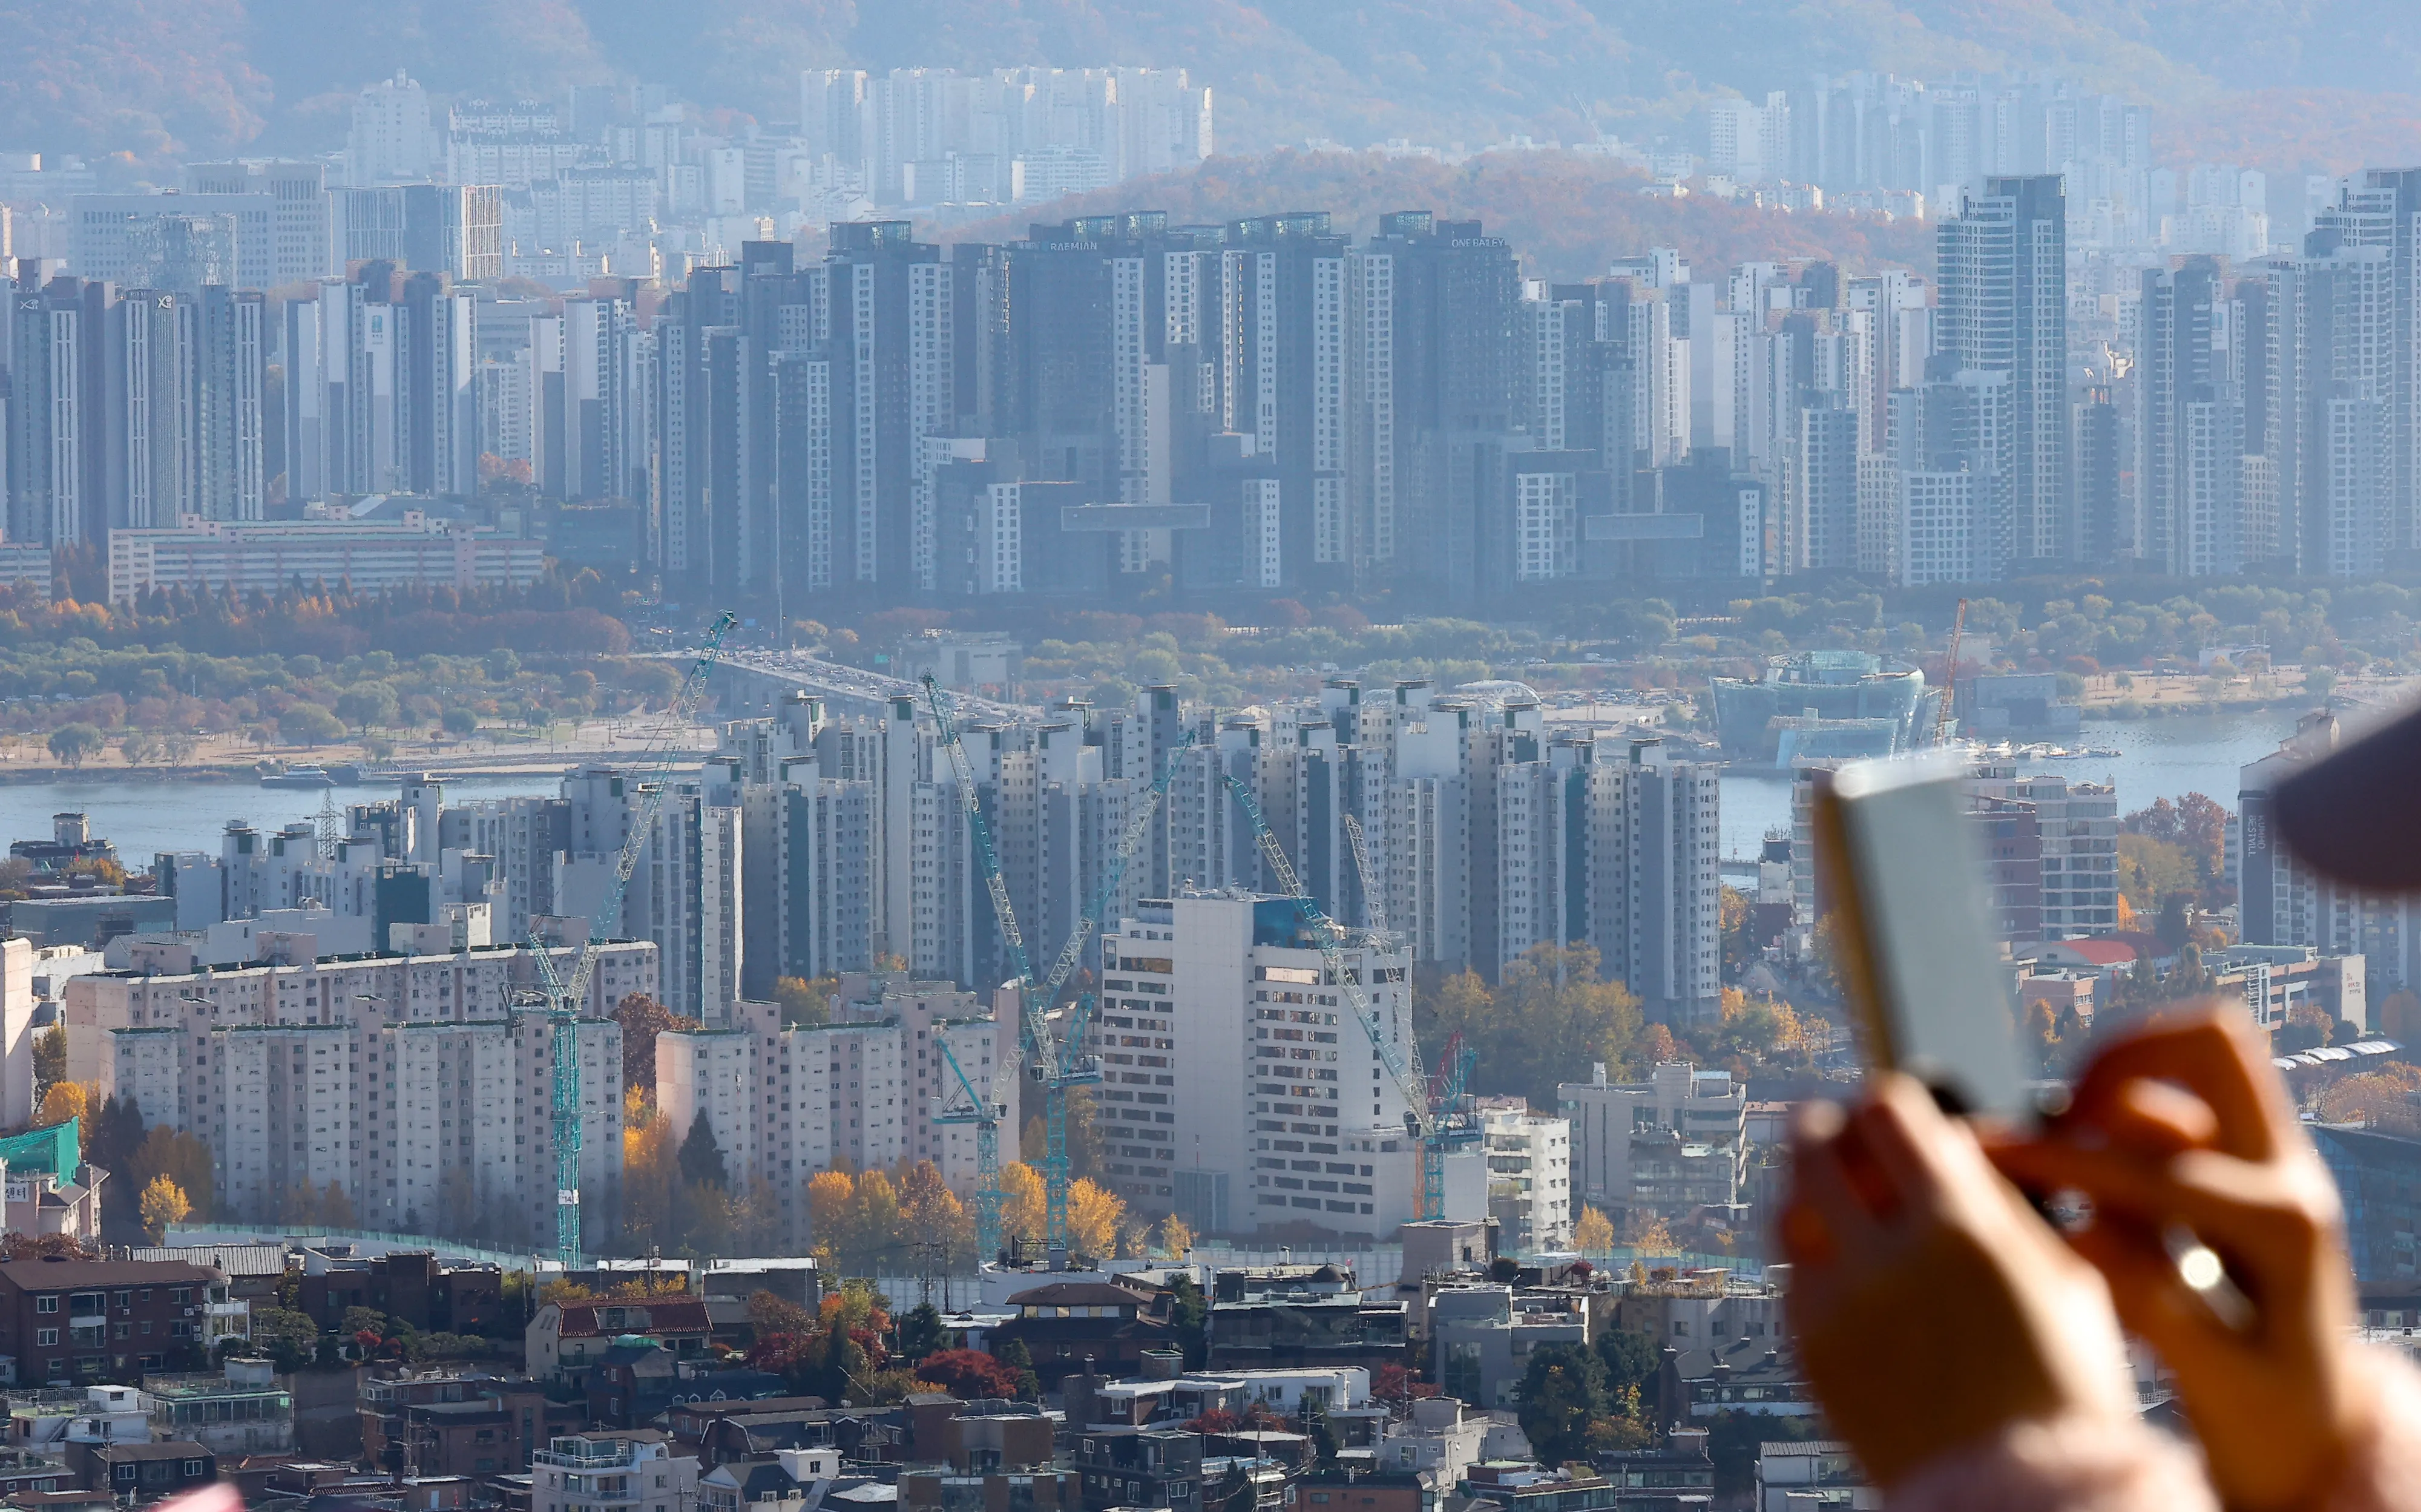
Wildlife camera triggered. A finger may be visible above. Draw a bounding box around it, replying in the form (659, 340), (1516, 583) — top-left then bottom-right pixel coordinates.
(2068, 1212), (2252, 1378)
(1789, 1119), (1885, 1249)
(1792, 1098), (1847, 1147)
(1843, 1073), (1960, 1216)
(2099, 1077), (2222, 1155)
(2067, 1010), (2287, 1161)
(1776, 1195), (1837, 1272)
(2004, 1139), (2321, 1277)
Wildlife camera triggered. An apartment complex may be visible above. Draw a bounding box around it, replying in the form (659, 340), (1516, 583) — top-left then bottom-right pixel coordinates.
(63, 936), (647, 1249)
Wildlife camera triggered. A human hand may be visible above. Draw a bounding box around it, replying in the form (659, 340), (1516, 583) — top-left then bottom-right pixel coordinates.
(1990, 1006), (2367, 1512)
(1780, 1071), (2136, 1489)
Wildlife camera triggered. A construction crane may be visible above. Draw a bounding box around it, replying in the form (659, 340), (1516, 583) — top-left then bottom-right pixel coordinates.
(1017, 738), (1199, 1254)
(1221, 775), (1459, 1220)
(1339, 812), (1388, 947)
(1429, 1031), (1479, 1137)
(1933, 597), (1968, 746)
(527, 611), (737, 1267)
(922, 674), (1194, 1258)
(921, 677), (1042, 1261)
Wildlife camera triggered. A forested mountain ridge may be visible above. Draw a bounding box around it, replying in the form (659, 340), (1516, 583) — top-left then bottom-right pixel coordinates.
(7, 0), (2418, 179)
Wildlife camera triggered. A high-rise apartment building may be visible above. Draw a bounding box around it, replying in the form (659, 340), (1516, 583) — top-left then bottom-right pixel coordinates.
(2308, 169), (2421, 556)
(333, 186), (504, 282)
(182, 160), (333, 287)
(5, 273), (108, 546)
(799, 67), (1209, 208)
(349, 72), (438, 186)
(68, 936), (646, 1248)
(2136, 257), (2247, 576)
(1937, 176), (2068, 573)
(2239, 712), (2421, 991)
(655, 979), (1017, 1241)
(280, 265), (478, 502)
(1099, 890), (1420, 1240)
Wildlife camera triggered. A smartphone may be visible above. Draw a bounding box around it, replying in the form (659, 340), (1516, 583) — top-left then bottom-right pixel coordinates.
(1811, 749), (2031, 1124)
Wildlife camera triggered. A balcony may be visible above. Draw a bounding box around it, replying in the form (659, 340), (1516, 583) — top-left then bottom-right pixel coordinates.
(537, 1438), (636, 1470)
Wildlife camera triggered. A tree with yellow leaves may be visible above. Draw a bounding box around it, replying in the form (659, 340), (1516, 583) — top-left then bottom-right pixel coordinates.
(807, 1169), (855, 1264)
(1572, 1206), (1616, 1255)
(1066, 1178), (1123, 1258)
(1153, 1214), (1194, 1259)
(1000, 1162), (1047, 1255)
(138, 1175), (190, 1242)
(36, 1081), (87, 1139)
(843, 1171), (901, 1275)
(2318, 1065), (2421, 1134)
(898, 1162), (972, 1260)
(620, 1090), (679, 1252)
(1627, 1213), (1678, 1256)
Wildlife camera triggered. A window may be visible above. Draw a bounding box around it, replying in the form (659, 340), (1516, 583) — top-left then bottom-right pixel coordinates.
(182, 1461), (203, 1477)
(34, 1297), (56, 1314)
(36, 1330), (55, 1347)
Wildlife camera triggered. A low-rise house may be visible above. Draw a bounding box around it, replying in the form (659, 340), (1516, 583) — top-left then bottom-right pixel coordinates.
(1660, 1344), (1816, 1424)
(1070, 1366), (1368, 1433)
(80, 1441), (214, 1503)
(142, 1356), (291, 1456)
(1207, 1430), (1313, 1467)
(1753, 1439), (1870, 1510)
(1610, 1272), (1785, 1361)
(1429, 1287), (1602, 1410)
(0, 1257), (229, 1382)
(0, 1447), (71, 1499)
(121, 1244), (286, 1306)
(1371, 1398), (1486, 1487)
(8, 1384), (149, 1457)
(528, 1299), (712, 1387)
(298, 1251), (507, 1337)
(988, 1280), (1177, 1388)
(1070, 1427), (1202, 1512)
(1477, 1103), (1574, 1252)
(900, 1465), (1077, 1512)
(360, 1366), (579, 1477)
(680, 1404), (905, 1471)
(530, 1432), (698, 1512)
(1283, 1466), (1430, 1512)
(1594, 1427), (1715, 1500)
(697, 1448), (847, 1512)
(1459, 1464), (1626, 1512)
(668, 1396), (829, 1458)
(910, 1398), (1054, 1472)
(1207, 1266), (1408, 1374)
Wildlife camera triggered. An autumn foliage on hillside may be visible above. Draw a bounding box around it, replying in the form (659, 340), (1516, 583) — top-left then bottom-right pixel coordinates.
(19, 0), (2421, 185)
(933, 151), (1939, 283)
(0, 571), (632, 661)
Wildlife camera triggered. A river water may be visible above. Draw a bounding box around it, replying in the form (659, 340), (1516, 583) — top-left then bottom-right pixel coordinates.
(0, 708), (2338, 866)
(1716, 708), (2313, 860)
(0, 773), (562, 860)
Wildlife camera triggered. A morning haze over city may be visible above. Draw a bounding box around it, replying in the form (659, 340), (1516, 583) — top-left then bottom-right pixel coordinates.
(0, 1), (2415, 1506)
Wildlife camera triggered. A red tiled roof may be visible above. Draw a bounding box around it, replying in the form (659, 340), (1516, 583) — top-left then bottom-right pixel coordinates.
(557, 1300), (712, 1336)
(2054, 939), (2139, 965)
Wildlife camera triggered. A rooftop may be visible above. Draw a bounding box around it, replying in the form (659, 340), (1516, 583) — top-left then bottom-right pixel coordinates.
(0, 1258), (219, 1289)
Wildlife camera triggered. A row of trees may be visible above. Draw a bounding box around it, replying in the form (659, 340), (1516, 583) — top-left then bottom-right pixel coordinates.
(0, 629), (694, 762)
(835, 575), (2421, 718)
(28, 1080), (215, 1241)
(1417, 944), (1818, 1101)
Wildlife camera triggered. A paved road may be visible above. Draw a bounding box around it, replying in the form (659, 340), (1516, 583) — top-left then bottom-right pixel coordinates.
(713, 649), (1040, 723)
